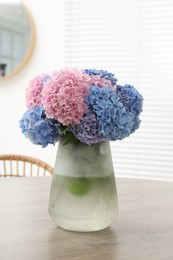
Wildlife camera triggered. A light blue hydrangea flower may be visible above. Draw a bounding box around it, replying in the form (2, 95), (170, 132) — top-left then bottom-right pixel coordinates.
(131, 117), (141, 134)
(19, 106), (61, 147)
(85, 86), (139, 140)
(117, 84), (143, 116)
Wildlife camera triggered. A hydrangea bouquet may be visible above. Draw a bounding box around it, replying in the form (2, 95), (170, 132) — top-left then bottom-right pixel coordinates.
(19, 68), (143, 147)
(19, 68), (143, 231)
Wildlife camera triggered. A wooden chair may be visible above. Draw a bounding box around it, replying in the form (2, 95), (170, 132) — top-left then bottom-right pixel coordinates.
(0, 154), (54, 177)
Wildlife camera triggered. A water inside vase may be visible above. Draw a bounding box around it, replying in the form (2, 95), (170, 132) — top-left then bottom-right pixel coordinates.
(48, 173), (118, 232)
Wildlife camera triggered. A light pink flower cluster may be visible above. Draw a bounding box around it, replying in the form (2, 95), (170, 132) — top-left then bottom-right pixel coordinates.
(25, 74), (50, 109)
(89, 75), (115, 90)
(42, 69), (91, 125)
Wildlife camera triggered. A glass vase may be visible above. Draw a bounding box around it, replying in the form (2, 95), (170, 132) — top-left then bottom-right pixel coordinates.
(48, 136), (118, 232)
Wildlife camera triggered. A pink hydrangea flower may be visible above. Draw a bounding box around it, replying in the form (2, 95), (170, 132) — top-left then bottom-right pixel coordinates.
(42, 69), (91, 125)
(25, 74), (51, 109)
(89, 75), (115, 90)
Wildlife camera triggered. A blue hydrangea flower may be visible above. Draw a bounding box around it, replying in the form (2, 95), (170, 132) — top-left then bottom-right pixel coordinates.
(84, 69), (117, 86)
(131, 117), (141, 134)
(19, 106), (61, 147)
(85, 86), (139, 141)
(117, 84), (143, 116)
(70, 111), (106, 145)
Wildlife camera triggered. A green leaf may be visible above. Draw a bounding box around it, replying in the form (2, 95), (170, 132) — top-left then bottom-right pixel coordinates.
(60, 125), (68, 134)
(63, 132), (80, 145)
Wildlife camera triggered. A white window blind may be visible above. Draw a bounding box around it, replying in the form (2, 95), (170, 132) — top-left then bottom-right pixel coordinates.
(60, 0), (173, 181)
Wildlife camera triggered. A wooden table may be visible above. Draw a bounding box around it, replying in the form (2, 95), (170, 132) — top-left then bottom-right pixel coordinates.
(0, 177), (173, 260)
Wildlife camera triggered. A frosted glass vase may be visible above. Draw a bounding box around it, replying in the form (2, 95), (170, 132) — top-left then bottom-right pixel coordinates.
(48, 137), (118, 232)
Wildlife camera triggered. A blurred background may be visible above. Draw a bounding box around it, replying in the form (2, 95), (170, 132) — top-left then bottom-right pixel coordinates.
(0, 0), (173, 181)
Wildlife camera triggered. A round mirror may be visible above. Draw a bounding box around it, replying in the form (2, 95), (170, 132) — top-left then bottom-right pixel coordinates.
(0, 0), (35, 79)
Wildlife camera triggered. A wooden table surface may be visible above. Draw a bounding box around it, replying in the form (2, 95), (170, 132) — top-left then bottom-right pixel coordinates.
(0, 177), (173, 260)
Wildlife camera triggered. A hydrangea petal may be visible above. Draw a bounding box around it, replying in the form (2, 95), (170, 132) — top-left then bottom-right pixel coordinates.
(19, 106), (61, 147)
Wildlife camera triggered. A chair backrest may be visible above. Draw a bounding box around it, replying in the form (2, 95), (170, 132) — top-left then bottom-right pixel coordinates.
(0, 154), (54, 177)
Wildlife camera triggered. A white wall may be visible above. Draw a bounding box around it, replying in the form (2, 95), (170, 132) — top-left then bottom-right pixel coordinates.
(1, 0), (173, 181)
(0, 0), (65, 167)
